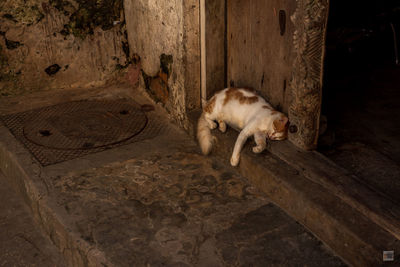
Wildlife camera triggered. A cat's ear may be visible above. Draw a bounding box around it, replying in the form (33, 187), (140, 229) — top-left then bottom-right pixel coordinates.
(273, 116), (289, 132)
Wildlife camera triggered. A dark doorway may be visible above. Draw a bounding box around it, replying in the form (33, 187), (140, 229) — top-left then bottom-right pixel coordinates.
(320, 0), (400, 203)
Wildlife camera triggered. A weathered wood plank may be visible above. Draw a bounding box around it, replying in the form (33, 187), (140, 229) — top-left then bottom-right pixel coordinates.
(205, 0), (226, 98)
(227, 0), (295, 113)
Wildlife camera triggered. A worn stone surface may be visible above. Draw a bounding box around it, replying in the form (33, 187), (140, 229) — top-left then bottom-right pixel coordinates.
(124, 0), (201, 128)
(50, 152), (263, 266)
(48, 150), (343, 266)
(215, 204), (346, 267)
(0, 172), (65, 266)
(0, 0), (128, 96)
(0, 85), (344, 266)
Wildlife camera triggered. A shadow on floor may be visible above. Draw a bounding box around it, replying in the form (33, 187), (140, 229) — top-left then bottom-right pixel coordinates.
(320, 58), (400, 205)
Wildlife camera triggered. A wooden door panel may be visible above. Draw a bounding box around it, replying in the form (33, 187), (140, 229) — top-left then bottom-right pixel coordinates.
(227, 0), (296, 113)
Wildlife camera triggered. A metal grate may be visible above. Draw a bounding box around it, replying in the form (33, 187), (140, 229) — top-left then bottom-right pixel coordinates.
(1, 99), (162, 166)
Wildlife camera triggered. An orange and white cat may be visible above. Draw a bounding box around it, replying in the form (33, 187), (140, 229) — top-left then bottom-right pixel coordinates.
(197, 87), (289, 166)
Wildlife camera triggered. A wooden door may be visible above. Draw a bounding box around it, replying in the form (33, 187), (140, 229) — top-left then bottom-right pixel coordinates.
(227, 0), (296, 114)
(227, 0), (329, 150)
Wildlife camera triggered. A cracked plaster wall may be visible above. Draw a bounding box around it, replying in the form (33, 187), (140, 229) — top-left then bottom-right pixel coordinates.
(124, 0), (201, 129)
(0, 0), (129, 97)
(1, 0), (201, 128)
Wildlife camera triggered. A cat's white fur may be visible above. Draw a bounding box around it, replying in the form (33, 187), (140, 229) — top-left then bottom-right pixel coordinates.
(197, 88), (288, 166)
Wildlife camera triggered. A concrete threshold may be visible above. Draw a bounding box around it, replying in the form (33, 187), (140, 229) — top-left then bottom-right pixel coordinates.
(188, 110), (400, 267)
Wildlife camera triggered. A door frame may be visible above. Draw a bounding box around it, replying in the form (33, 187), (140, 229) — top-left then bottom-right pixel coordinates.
(287, 0), (330, 150)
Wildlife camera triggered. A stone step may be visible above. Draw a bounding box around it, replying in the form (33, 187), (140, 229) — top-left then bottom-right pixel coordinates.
(269, 141), (400, 241)
(188, 110), (400, 267)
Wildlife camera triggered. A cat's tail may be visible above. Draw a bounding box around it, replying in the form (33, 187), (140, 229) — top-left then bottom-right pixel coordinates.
(197, 112), (214, 155)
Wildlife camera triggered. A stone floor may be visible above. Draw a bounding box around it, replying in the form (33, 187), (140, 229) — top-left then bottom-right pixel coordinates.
(0, 85), (345, 266)
(47, 150), (343, 266)
(0, 172), (65, 266)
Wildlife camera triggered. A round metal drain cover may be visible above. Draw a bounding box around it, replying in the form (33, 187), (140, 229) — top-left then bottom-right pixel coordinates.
(22, 100), (148, 150)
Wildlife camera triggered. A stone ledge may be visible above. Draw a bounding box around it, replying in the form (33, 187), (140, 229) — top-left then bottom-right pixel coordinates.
(268, 141), (400, 241)
(187, 109), (400, 266)
(0, 171), (66, 266)
(0, 125), (113, 267)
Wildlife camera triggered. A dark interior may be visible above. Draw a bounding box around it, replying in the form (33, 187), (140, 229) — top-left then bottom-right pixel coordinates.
(320, 0), (400, 203)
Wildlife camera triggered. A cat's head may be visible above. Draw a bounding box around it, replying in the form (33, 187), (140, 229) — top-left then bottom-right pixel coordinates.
(269, 113), (289, 140)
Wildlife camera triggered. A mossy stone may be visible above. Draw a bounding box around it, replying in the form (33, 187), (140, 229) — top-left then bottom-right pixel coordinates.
(52, 0), (123, 40)
(160, 54), (173, 77)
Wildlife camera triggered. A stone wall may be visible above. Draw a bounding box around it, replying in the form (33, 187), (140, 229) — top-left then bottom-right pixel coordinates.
(124, 0), (201, 129)
(0, 0), (129, 97)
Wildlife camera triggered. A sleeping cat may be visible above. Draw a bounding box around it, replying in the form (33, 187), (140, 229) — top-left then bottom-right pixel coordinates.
(197, 87), (289, 166)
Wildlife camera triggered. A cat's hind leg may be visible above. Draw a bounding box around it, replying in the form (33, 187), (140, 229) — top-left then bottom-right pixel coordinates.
(252, 132), (267, 153)
(218, 120), (227, 133)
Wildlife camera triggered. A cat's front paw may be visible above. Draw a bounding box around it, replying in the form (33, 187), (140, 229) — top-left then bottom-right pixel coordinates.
(252, 145), (264, 154)
(218, 120), (227, 133)
(230, 156), (240, 166)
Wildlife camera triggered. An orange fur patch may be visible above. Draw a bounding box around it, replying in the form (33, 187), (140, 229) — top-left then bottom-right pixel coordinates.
(223, 88), (259, 106)
(204, 96), (216, 114)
